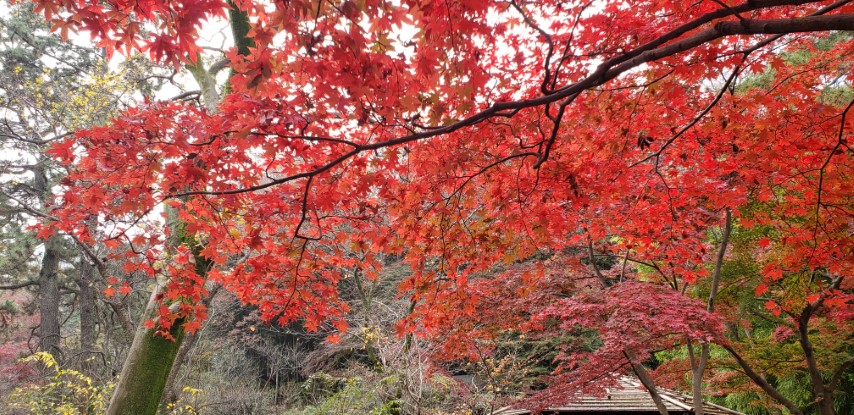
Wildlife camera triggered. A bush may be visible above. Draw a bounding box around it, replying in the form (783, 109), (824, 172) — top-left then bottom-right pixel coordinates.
(284, 376), (399, 415)
(7, 352), (112, 415)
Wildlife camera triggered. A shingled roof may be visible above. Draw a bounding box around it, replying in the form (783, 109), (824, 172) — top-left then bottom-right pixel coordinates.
(493, 377), (745, 415)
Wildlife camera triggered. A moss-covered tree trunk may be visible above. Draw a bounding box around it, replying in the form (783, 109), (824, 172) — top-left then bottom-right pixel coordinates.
(107, 206), (213, 414)
(106, 283), (186, 415)
(107, 209), (212, 415)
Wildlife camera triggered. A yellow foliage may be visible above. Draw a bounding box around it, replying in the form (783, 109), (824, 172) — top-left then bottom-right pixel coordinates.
(163, 386), (204, 415)
(8, 352), (112, 415)
(16, 61), (138, 133)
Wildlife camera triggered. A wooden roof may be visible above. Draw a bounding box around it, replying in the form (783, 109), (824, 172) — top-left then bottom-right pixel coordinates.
(493, 377), (745, 415)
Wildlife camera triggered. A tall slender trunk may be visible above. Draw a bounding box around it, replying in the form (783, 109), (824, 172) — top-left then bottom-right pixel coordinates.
(691, 343), (710, 415)
(78, 252), (98, 370)
(627, 353), (670, 415)
(692, 209), (732, 415)
(797, 291), (840, 415)
(34, 161), (62, 358)
(38, 233), (62, 357)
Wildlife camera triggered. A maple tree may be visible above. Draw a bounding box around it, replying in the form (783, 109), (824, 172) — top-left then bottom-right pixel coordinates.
(19, 0), (854, 413)
(650, 217), (854, 414)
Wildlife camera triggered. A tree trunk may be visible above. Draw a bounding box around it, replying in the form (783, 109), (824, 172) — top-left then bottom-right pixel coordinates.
(33, 160), (62, 358)
(107, 282), (186, 415)
(38, 233), (62, 357)
(691, 343), (710, 415)
(78, 252), (98, 371)
(106, 206), (207, 415)
(693, 209), (732, 415)
(159, 330), (198, 410)
(798, 305), (836, 415)
(105, 6), (247, 413)
(627, 355), (669, 415)
(160, 284), (220, 411)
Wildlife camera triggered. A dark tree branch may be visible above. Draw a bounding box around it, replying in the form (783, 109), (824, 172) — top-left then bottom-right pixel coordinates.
(293, 176), (321, 241)
(794, 276), (844, 414)
(630, 67), (741, 167)
(169, 90), (201, 102)
(586, 233), (611, 288)
(814, 97), (854, 242)
(172, 9), (853, 198)
(508, 0), (555, 94)
(723, 344), (805, 415)
(734, 0), (853, 57)
(0, 280), (39, 290)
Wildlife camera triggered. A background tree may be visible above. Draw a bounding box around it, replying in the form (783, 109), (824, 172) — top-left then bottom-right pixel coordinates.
(0, 0), (168, 382)
(0, 2), (100, 358)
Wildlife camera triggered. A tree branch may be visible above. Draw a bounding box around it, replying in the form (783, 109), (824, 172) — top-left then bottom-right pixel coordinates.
(693, 208), (733, 414)
(0, 280), (39, 290)
(586, 233), (611, 288)
(631, 68), (740, 167)
(814, 97), (854, 243)
(723, 344), (805, 415)
(172, 10), (854, 198)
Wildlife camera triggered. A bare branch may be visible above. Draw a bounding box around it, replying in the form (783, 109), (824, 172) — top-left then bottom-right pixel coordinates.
(169, 90), (201, 102)
(0, 280), (39, 290)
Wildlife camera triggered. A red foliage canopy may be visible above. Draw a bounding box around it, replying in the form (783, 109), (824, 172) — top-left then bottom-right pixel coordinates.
(29, 0), (853, 393)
